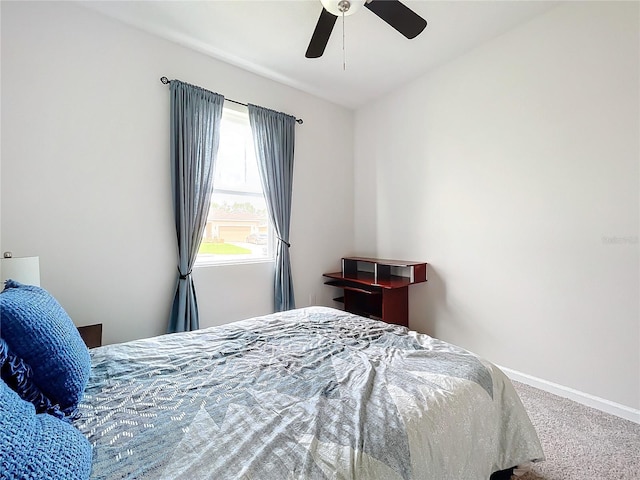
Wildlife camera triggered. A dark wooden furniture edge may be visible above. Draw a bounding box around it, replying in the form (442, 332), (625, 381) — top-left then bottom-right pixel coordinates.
(324, 271), (415, 289)
(77, 323), (103, 349)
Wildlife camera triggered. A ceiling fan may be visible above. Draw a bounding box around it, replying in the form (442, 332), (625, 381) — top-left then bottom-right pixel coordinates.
(305, 0), (427, 59)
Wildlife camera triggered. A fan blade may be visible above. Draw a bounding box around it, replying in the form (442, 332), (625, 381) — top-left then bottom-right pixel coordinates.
(365, 0), (427, 39)
(306, 8), (338, 58)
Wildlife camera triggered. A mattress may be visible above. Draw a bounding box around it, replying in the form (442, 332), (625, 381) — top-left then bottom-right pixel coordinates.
(76, 306), (543, 479)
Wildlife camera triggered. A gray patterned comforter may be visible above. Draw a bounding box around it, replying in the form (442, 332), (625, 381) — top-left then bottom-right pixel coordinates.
(76, 307), (543, 479)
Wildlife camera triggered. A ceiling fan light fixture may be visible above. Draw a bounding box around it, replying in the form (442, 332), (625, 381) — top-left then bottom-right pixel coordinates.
(320, 0), (366, 17)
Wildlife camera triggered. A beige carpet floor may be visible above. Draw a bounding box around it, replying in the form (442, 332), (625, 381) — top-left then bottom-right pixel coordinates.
(511, 381), (640, 480)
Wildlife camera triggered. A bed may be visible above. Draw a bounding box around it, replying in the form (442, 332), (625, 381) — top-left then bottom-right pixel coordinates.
(1, 281), (543, 480)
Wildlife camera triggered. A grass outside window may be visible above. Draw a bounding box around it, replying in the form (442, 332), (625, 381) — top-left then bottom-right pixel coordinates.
(198, 242), (251, 255)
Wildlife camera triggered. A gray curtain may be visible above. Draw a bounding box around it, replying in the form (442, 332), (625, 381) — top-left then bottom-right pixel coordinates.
(248, 105), (296, 311)
(168, 81), (224, 333)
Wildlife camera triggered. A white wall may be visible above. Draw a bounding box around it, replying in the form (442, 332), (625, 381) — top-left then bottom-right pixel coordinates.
(355, 2), (639, 410)
(1, 1), (354, 344)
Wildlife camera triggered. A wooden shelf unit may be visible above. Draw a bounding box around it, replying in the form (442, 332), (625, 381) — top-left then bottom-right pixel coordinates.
(323, 257), (427, 327)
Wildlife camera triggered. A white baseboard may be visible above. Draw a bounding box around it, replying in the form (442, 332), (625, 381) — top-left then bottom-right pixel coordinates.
(498, 366), (640, 425)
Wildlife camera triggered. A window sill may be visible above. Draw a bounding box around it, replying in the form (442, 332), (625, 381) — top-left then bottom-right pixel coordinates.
(194, 257), (275, 268)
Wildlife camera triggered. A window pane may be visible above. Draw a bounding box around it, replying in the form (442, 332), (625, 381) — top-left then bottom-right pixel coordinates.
(197, 108), (272, 264)
(213, 110), (262, 193)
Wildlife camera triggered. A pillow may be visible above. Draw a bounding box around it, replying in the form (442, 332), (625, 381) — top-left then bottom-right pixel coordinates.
(0, 280), (91, 417)
(0, 338), (67, 420)
(0, 379), (92, 480)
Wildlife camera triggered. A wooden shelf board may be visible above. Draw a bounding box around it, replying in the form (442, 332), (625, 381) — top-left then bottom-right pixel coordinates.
(343, 286), (380, 295)
(323, 271), (413, 289)
(344, 256), (425, 267)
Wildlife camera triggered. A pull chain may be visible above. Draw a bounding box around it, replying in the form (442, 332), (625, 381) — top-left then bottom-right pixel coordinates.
(342, 10), (346, 71)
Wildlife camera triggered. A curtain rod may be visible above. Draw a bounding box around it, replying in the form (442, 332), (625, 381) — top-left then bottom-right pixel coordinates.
(160, 77), (303, 125)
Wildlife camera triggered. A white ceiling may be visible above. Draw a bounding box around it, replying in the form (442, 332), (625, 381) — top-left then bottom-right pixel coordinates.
(79, 0), (558, 109)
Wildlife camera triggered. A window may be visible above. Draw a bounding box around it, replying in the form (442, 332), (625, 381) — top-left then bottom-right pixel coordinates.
(196, 107), (272, 265)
